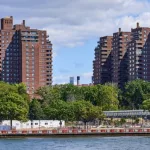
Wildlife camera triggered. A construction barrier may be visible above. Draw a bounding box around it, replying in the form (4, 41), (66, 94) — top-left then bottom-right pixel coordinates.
(52, 130), (57, 134)
(42, 130), (48, 134)
(100, 129), (106, 133)
(0, 128), (150, 135)
(32, 130), (38, 134)
(22, 131), (28, 134)
(138, 129), (143, 132)
(1, 131), (7, 134)
(129, 129), (134, 132)
(91, 130), (97, 133)
(119, 129), (125, 133)
(62, 130), (68, 134)
(110, 129), (115, 133)
(81, 130), (86, 133)
(72, 129), (78, 133)
(12, 130), (17, 134)
(147, 129), (150, 132)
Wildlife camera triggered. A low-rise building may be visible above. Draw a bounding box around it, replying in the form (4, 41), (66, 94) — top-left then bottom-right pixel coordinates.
(2, 120), (65, 130)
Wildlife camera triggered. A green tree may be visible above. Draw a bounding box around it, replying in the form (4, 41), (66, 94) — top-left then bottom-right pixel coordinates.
(29, 99), (44, 120)
(120, 118), (126, 126)
(78, 86), (98, 104)
(15, 83), (27, 95)
(95, 84), (119, 110)
(43, 100), (75, 122)
(0, 82), (17, 96)
(73, 100), (104, 127)
(134, 118), (140, 124)
(0, 92), (29, 128)
(123, 80), (150, 109)
(142, 99), (150, 111)
(59, 84), (78, 102)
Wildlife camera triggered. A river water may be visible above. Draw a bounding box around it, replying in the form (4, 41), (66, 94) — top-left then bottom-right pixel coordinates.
(0, 136), (150, 150)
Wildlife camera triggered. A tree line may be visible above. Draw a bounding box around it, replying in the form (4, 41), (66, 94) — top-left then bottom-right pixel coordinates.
(0, 79), (150, 126)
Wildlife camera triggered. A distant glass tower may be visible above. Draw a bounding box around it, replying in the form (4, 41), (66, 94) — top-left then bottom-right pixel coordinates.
(69, 77), (74, 85)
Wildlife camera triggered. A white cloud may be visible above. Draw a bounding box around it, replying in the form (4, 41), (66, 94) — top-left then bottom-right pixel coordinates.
(53, 51), (57, 59)
(53, 75), (70, 84)
(116, 12), (150, 31)
(1, 0), (150, 84)
(1, 0), (150, 48)
(81, 72), (93, 79)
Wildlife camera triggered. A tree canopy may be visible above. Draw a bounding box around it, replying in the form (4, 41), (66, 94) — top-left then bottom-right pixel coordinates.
(0, 82), (29, 127)
(122, 80), (150, 109)
(37, 84), (119, 111)
(1, 79), (150, 127)
(142, 100), (150, 111)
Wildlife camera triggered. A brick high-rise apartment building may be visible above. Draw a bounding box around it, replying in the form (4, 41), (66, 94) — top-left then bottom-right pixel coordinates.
(0, 16), (52, 96)
(93, 23), (150, 87)
(93, 30), (131, 86)
(93, 36), (112, 84)
(111, 28), (131, 86)
(128, 23), (150, 81)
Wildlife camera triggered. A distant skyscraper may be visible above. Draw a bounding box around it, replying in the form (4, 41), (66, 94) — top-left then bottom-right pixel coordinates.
(69, 77), (74, 84)
(77, 76), (80, 85)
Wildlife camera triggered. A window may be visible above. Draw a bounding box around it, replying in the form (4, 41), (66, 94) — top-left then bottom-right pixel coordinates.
(26, 52), (29, 55)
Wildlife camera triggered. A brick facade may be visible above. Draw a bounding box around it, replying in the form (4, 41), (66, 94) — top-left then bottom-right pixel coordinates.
(0, 16), (52, 97)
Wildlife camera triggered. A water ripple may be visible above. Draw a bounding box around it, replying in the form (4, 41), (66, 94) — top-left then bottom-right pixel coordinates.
(0, 136), (150, 150)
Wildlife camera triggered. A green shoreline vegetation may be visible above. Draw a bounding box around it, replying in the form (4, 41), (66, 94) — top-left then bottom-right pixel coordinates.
(0, 79), (150, 127)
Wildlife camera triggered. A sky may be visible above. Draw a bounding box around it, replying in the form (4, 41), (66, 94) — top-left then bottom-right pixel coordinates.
(1, 0), (150, 84)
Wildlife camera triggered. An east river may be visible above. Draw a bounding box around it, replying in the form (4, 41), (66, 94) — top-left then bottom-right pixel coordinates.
(0, 136), (150, 150)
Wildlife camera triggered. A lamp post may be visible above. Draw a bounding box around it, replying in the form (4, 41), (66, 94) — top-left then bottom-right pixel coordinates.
(59, 120), (62, 128)
(39, 120), (40, 130)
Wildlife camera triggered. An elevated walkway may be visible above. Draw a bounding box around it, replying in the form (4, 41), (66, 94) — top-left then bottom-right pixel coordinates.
(103, 110), (150, 118)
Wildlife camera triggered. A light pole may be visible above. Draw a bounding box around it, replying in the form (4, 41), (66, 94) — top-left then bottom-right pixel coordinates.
(39, 120), (40, 130)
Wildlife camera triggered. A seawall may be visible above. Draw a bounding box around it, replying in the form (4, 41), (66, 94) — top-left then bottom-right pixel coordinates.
(0, 128), (150, 138)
